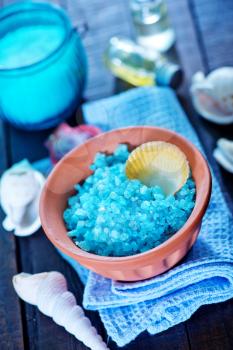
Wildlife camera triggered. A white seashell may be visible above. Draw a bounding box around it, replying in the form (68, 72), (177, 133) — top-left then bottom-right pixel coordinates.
(0, 160), (45, 236)
(217, 138), (233, 164)
(191, 67), (233, 125)
(213, 148), (233, 173)
(213, 138), (233, 173)
(13, 272), (110, 350)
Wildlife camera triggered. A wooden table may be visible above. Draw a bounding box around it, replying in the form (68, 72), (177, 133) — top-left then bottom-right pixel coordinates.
(0, 0), (233, 349)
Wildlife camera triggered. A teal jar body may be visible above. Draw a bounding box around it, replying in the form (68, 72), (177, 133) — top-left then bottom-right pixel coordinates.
(0, 2), (87, 130)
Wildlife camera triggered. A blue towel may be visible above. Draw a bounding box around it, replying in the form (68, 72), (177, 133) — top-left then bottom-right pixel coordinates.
(61, 87), (233, 347)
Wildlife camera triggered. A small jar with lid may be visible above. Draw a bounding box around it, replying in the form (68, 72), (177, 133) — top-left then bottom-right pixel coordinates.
(0, 2), (87, 130)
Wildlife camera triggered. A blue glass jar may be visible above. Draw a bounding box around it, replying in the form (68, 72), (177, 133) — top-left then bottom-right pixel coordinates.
(0, 2), (87, 130)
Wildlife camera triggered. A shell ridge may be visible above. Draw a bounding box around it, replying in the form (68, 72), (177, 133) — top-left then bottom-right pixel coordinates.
(125, 141), (190, 195)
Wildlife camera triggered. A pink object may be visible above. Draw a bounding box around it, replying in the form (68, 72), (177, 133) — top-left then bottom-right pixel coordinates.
(45, 123), (101, 164)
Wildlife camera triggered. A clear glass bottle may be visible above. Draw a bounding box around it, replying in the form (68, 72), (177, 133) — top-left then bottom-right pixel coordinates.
(104, 36), (182, 89)
(130, 0), (175, 53)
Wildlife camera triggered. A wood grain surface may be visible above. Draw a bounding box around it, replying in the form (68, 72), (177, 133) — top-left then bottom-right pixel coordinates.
(0, 0), (232, 349)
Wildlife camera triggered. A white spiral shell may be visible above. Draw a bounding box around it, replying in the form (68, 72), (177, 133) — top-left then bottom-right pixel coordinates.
(13, 272), (110, 350)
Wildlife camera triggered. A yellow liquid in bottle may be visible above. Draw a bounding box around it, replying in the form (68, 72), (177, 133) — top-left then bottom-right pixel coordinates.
(104, 37), (157, 87)
(108, 61), (155, 86)
(104, 37), (182, 89)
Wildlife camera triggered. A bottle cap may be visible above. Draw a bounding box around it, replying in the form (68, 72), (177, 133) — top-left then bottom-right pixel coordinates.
(156, 62), (183, 89)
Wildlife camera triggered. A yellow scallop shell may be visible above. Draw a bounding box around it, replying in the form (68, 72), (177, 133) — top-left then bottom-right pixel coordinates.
(125, 141), (190, 196)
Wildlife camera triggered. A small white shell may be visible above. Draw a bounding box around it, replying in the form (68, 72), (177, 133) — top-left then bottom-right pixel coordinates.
(213, 138), (233, 173)
(217, 138), (233, 163)
(0, 160), (45, 236)
(13, 272), (109, 350)
(191, 68), (233, 125)
(207, 68), (233, 114)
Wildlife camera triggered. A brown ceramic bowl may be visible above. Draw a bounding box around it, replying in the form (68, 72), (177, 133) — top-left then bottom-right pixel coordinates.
(40, 126), (211, 281)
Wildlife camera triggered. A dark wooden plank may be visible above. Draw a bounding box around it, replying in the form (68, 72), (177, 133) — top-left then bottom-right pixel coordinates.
(0, 215), (24, 350)
(191, 0), (233, 72)
(109, 325), (190, 350)
(184, 302), (233, 350)
(65, 0), (133, 100)
(0, 120), (24, 350)
(167, 1), (233, 349)
(167, 0), (206, 87)
(0, 120), (8, 174)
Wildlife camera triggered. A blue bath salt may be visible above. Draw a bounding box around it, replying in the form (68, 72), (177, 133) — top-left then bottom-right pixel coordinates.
(0, 25), (65, 69)
(64, 144), (196, 257)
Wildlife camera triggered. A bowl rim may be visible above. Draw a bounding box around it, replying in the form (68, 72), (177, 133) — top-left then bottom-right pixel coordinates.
(40, 126), (212, 264)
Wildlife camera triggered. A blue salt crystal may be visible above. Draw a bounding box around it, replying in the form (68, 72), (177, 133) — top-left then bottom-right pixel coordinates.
(74, 226), (85, 236)
(68, 195), (79, 207)
(76, 208), (87, 217)
(111, 230), (120, 239)
(77, 220), (85, 227)
(141, 201), (150, 210)
(109, 192), (117, 200)
(63, 144), (196, 257)
(67, 230), (77, 238)
(140, 185), (148, 195)
(111, 144), (129, 162)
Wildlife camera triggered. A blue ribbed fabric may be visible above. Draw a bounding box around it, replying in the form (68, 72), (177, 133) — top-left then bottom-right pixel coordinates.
(60, 87), (233, 347)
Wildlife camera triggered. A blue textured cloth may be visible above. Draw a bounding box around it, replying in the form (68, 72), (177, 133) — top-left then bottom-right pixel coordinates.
(61, 87), (233, 347)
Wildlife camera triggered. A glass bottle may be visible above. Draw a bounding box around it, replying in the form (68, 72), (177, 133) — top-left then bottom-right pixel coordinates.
(130, 0), (175, 53)
(104, 37), (182, 89)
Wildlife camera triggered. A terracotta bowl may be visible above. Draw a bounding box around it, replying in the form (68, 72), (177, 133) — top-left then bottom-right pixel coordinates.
(40, 126), (211, 281)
